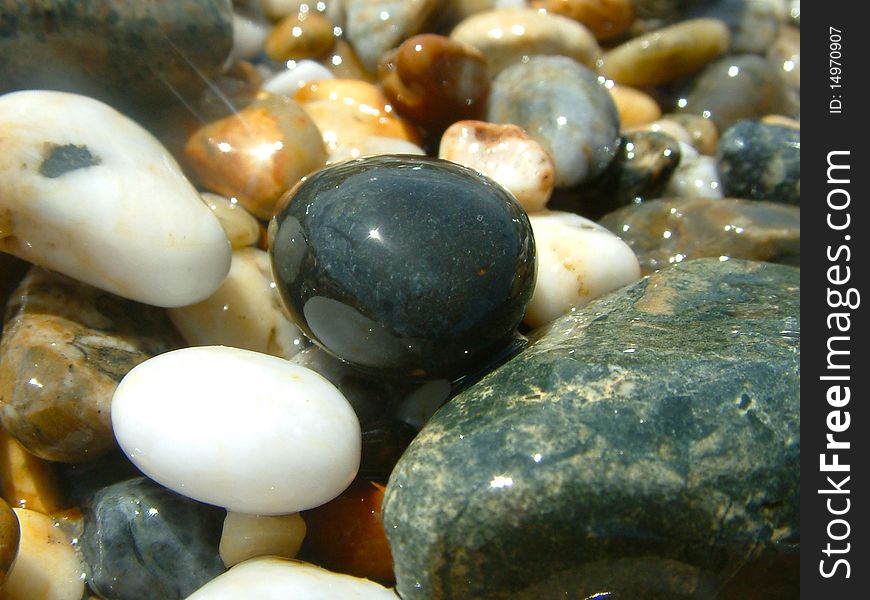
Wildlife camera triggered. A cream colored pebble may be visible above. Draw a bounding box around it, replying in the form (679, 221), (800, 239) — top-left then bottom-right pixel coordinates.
(219, 512), (307, 568)
(201, 193), (261, 249)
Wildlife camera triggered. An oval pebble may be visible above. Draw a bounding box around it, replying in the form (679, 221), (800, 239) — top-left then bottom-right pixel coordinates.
(260, 60), (335, 96)
(609, 84), (662, 128)
(0, 90), (231, 308)
(185, 557), (397, 600)
(111, 346), (361, 515)
(201, 193), (261, 249)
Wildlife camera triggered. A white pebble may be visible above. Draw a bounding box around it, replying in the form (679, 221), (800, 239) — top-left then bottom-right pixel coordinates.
(260, 61), (335, 96)
(664, 147), (723, 199)
(112, 346), (361, 515)
(185, 557), (396, 600)
(231, 13), (269, 60)
(327, 136), (426, 164)
(0, 91), (231, 307)
(219, 512), (307, 568)
(524, 211), (641, 328)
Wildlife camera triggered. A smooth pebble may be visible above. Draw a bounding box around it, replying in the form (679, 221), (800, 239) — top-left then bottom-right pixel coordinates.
(219, 512), (306, 568)
(328, 136), (426, 164)
(609, 84), (662, 128)
(202, 193), (261, 249)
(664, 143), (723, 199)
(0, 497), (19, 586)
(231, 12), (270, 60)
(260, 60), (335, 95)
(0, 428), (65, 514)
(265, 11), (336, 61)
(530, 0), (635, 41)
(685, 0), (785, 54)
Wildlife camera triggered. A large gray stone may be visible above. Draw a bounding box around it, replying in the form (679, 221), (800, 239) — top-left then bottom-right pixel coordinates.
(383, 258), (800, 599)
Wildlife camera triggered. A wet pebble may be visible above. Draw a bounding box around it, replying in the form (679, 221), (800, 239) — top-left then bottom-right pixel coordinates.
(530, 0), (636, 41)
(663, 142), (723, 199)
(219, 512), (306, 568)
(184, 93), (327, 220)
(661, 112), (719, 154)
(487, 55), (620, 187)
(231, 12), (270, 60)
(609, 84), (662, 128)
(717, 120), (800, 205)
(0, 428), (65, 514)
(685, 0), (784, 54)
(265, 11), (336, 60)
(767, 25), (800, 94)
(112, 346), (361, 515)
(0, 91), (231, 307)
(201, 193), (261, 249)
(439, 120), (556, 213)
(613, 130), (683, 205)
(450, 8), (600, 75)
(0, 497), (19, 586)
(260, 60), (335, 95)
(327, 136), (426, 164)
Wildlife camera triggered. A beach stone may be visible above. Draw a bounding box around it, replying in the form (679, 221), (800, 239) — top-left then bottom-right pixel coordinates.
(81, 477), (225, 600)
(609, 130), (683, 206)
(0, 267), (183, 463)
(663, 113), (719, 154)
(677, 54), (797, 131)
(260, 60), (335, 95)
(609, 84), (662, 128)
(450, 8), (600, 75)
(664, 142), (723, 199)
(439, 120), (555, 213)
(168, 248), (309, 360)
(186, 556), (397, 599)
(383, 258), (800, 599)
(201, 193), (261, 249)
(381, 34), (490, 132)
(318, 38), (373, 80)
(0, 497), (19, 586)
(3, 508), (84, 600)
(265, 11), (336, 60)
(488, 56), (620, 187)
(717, 120), (800, 205)
(625, 118), (692, 145)
(230, 12), (270, 60)
(0, 0), (233, 115)
(766, 25), (799, 96)
(0, 428), (65, 514)
(524, 210), (640, 327)
(343, 0), (442, 73)
(598, 18), (730, 87)
(600, 197), (800, 274)
(112, 346), (361, 515)
(686, 0), (784, 54)
(0, 90), (231, 307)
(530, 0), (635, 41)
(269, 155), (535, 379)
(219, 512), (306, 568)
(184, 93), (328, 221)
(328, 136), (426, 164)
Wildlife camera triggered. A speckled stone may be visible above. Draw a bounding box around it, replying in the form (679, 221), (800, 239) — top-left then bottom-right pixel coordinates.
(685, 0), (784, 54)
(530, 0), (635, 41)
(678, 54), (797, 132)
(0, 496), (19, 585)
(599, 196), (800, 274)
(599, 18), (730, 87)
(717, 120), (800, 205)
(81, 477), (225, 600)
(383, 258), (800, 600)
(0, 0), (233, 116)
(487, 55), (620, 188)
(0, 267), (183, 463)
(269, 155), (535, 379)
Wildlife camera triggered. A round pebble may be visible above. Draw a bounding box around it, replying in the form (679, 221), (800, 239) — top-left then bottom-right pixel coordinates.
(111, 346), (361, 515)
(269, 155), (535, 379)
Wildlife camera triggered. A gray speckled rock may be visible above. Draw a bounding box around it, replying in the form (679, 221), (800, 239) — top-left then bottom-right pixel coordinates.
(81, 477), (226, 600)
(0, 0), (233, 115)
(717, 120), (800, 205)
(487, 55), (620, 188)
(600, 196), (800, 274)
(383, 258), (800, 600)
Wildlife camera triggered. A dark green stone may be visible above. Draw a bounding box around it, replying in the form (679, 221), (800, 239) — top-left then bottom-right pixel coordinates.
(81, 477), (226, 600)
(717, 121), (800, 205)
(39, 143), (101, 178)
(383, 258), (800, 600)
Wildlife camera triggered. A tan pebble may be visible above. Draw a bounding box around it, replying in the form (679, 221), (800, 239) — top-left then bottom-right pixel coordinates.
(531, 0), (635, 41)
(328, 136), (425, 164)
(767, 25), (800, 90)
(1, 508), (84, 600)
(761, 114), (800, 129)
(599, 18), (730, 87)
(184, 93), (327, 220)
(608, 84), (661, 128)
(265, 12), (336, 61)
(450, 8), (600, 74)
(0, 497), (19, 585)
(201, 193), (261, 248)
(319, 39), (375, 81)
(0, 428), (65, 514)
(219, 512), (306, 568)
(439, 120), (555, 213)
(624, 119), (692, 145)
(661, 113), (719, 154)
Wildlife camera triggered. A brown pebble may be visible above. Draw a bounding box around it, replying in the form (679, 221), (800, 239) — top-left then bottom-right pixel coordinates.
(265, 12), (336, 61)
(0, 496), (19, 585)
(531, 0), (635, 41)
(0, 427), (65, 514)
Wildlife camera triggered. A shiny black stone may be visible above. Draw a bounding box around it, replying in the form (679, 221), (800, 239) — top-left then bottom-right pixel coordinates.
(269, 155), (536, 380)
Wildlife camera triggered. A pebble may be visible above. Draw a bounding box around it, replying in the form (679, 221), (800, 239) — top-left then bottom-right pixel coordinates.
(603, 130), (683, 209)
(111, 346), (361, 515)
(219, 512), (306, 568)
(185, 556), (398, 599)
(0, 497), (19, 586)
(0, 428), (65, 514)
(450, 8), (600, 75)
(598, 18), (731, 87)
(608, 84), (662, 128)
(343, 0), (442, 73)
(0, 267), (183, 463)
(624, 117), (692, 146)
(661, 113), (719, 155)
(1, 508), (84, 600)
(524, 210), (641, 328)
(381, 34), (491, 132)
(677, 53), (797, 132)
(303, 479), (394, 583)
(318, 39), (374, 81)
(0, 90), (231, 308)
(260, 0), (345, 24)
(663, 143), (724, 199)
(269, 155), (535, 379)
(487, 56), (620, 187)
(530, 0), (636, 41)
(439, 120), (555, 213)
(201, 193), (261, 249)
(328, 136), (426, 164)
(686, 0), (784, 54)
(717, 120), (800, 205)
(81, 477), (226, 600)
(231, 12), (271, 60)
(767, 25), (800, 93)
(168, 248), (309, 359)
(259, 60), (335, 95)
(265, 11), (336, 61)
(599, 196), (800, 273)
(184, 93), (328, 220)
(293, 79), (421, 156)
(762, 114), (800, 129)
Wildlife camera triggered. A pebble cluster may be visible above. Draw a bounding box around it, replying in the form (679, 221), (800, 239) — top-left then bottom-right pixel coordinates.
(0, 0), (799, 598)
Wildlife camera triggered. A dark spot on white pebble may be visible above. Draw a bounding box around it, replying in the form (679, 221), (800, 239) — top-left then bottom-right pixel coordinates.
(40, 143), (102, 178)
